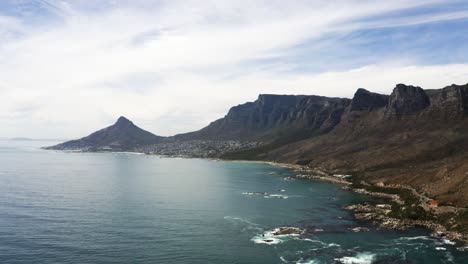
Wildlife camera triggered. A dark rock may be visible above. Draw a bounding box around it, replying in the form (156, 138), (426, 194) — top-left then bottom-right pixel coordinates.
(272, 227), (304, 235)
(350, 88), (388, 111)
(426, 84), (468, 118)
(386, 84), (430, 117)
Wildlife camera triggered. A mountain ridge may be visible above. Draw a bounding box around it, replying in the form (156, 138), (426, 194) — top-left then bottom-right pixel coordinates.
(175, 94), (351, 141)
(46, 82), (468, 207)
(220, 83), (468, 206)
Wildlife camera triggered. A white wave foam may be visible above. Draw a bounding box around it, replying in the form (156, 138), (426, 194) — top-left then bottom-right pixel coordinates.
(335, 252), (376, 264)
(252, 227), (302, 245)
(251, 235), (282, 245)
(223, 216), (258, 225)
(295, 237), (325, 244)
(223, 216), (263, 232)
(295, 237), (340, 248)
(264, 194), (289, 199)
(242, 192), (267, 196)
(397, 236), (432, 241)
(296, 259), (319, 264)
(443, 239), (456, 245)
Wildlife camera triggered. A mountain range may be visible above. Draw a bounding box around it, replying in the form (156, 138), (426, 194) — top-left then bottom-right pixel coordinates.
(46, 82), (468, 207)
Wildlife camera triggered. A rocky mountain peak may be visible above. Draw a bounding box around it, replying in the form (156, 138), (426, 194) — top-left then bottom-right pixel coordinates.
(115, 116), (133, 126)
(386, 84), (430, 117)
(350, 88), (388, 112)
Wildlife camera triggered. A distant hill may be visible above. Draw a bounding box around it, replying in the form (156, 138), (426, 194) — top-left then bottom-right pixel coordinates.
(10, 137), (35, 141)
(45, 116), (162, 151)
(10, 138), (64, 142)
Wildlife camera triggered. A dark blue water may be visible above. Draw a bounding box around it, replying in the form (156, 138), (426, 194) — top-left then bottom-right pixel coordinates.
(0, 140), (466, 263)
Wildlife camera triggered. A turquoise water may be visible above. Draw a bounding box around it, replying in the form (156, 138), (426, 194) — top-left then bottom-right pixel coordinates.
(0, 140), (467, 263)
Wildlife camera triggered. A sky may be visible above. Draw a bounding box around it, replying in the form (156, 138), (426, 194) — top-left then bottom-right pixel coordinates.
(1, 0), (468, 138)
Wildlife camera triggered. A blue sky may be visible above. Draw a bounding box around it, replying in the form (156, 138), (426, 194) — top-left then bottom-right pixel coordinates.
(1, 0), (468, 138)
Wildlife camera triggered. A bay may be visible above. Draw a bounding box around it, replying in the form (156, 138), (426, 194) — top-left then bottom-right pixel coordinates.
(0, 140), (466, 263)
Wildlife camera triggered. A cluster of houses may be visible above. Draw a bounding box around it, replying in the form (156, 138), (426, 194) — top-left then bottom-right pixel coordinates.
(136, 140), (260, 158)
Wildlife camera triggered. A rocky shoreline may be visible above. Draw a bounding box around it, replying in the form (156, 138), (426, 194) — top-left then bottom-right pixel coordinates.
(344, 203), (466, 244)
(275, 163), (468, 247)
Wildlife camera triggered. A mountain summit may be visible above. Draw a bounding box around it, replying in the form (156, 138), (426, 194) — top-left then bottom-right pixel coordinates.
(45, 116), (162, 151)
(115, 116), (133, 126)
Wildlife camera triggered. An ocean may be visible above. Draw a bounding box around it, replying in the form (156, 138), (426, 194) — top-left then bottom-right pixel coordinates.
(0, 139), (466, 263)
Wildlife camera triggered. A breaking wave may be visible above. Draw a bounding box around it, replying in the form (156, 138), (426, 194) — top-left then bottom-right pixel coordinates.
(251, 227), (303, 245)
(335, 252), (376, 264)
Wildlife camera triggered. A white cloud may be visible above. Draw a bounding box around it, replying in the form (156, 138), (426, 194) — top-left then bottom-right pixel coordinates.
(0, 0), (466, 138)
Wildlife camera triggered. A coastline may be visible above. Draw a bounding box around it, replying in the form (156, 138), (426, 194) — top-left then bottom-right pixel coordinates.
(41, 148), (468, 247)
(271, 162), (468, 247)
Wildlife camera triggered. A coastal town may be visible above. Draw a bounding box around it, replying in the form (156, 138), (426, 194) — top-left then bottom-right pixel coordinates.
(136, 140), (260, 158)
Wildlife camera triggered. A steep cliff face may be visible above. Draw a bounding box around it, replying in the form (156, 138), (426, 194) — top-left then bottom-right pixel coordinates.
(385, 84), (430, 118)
(176, 94), (350, 140)
(181, 83), (468, 143)
(264, 83), (468, 165)
(426, 84), (468, 118)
